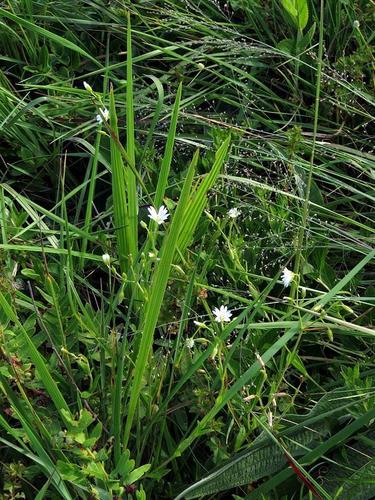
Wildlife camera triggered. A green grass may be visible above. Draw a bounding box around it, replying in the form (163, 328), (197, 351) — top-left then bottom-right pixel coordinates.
(0, 0), (374, 498)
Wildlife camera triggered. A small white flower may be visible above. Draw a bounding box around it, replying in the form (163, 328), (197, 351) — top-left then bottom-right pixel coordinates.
(281, 267), (295, 287)
(197, 62), (205, 70)
(147, 205), (169, 225)
(96, 108), (109, 124)
(212, 305), (232, 323)
(353, 20), (360, 29)
(83, 81), (92, 92)
(185, 338), (195, 349)
(228, 207), (241, 218)
(102, 253), (111, 266)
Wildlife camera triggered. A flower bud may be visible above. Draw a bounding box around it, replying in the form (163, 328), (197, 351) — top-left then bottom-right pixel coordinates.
(193, 320), (207, 329)
(102, 253), (111, 266)
(83, 81), (92, 92)
(327, 327), (333, 342)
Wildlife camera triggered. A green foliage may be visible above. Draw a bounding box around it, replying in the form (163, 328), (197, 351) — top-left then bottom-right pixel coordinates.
(321, 430), (375, 499)
(176, 387), (374, 498)
(0, 0), (374, 499)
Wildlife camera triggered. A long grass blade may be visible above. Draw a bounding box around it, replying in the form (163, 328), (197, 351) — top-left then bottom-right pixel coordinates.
(109, 86), (131, 273)
(126, 13), (138, 259)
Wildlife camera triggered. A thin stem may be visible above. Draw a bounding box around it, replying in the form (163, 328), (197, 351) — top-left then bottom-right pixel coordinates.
(291, 0), (325, 301)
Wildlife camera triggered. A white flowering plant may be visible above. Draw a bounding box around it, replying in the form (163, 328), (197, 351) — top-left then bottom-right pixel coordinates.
(1, 3), (373, 499)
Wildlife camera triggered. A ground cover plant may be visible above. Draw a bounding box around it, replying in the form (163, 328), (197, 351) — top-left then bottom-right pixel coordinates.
(0, 0), (374, 498)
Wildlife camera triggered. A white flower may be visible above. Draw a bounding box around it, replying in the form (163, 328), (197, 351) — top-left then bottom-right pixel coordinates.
(353, 20), (360, 29)
(212, 305), (232, 323)
(147, 205), (169, 225)
(96, 108), (109, 124)
(228, 207), (241, 218)
(281, 267), (295, 287)
(102, 253), (111, 266)
(185, 338), (195, 349)
(83, 81), (92, 92)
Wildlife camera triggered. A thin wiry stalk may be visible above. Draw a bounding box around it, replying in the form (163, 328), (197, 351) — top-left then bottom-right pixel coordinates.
(291, 0), (325, 300)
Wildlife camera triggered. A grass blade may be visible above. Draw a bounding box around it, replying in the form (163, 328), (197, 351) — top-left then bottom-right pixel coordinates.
(177, 135), (231, 255)
(154, 81), (182, 208)
(126, 13), (138, 259)
(0, 7), (100, 66)
(109, 86), (131, 273)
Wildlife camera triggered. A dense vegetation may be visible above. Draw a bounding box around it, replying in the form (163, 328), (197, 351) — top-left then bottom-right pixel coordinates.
(0, 0), (374, 498)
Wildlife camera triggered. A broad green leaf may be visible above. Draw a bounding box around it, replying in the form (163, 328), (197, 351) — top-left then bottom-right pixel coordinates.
(126, 464), (151, 485)
(281, 0), (309, 30)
